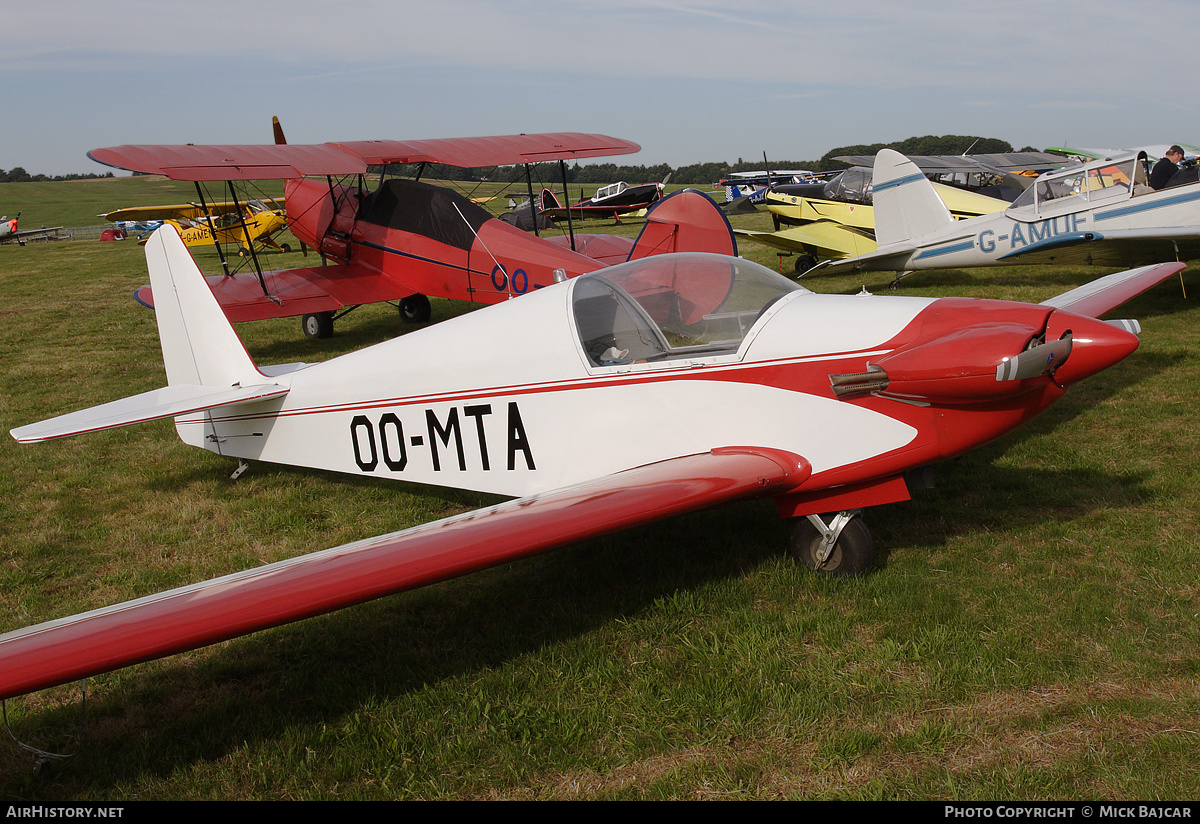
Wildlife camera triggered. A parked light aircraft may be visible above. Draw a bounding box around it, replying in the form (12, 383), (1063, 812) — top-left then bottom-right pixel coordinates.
(90, 136), (734, 339)
(0, 214), (65, 245)
(816, 149), (1200, 280)
(737, 164), (1010, 273)
(717, 169), (821, 203)
(546, 175), (670, 221)
(0, 224), (1183, 702)
(104, 199), (292, 254)
(1046, 144), (1200, 163)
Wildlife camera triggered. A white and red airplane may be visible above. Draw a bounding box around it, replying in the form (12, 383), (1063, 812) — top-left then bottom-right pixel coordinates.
(0, 213), (64, 245)
(0, 226), (1182, 701)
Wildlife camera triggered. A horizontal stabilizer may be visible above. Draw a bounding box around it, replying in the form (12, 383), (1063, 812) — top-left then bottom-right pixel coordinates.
(10, 383), (288, 443)
(1040, 262), (1186, 318)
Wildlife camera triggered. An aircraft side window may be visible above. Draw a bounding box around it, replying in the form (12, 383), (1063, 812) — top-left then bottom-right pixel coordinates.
(573, 277), (669, 366)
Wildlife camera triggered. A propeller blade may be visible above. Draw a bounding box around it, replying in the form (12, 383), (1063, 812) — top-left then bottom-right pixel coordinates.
(996, 334), (1072, 381)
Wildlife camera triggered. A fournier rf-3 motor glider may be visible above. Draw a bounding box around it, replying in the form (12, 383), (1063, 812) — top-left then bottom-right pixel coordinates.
(815, 149), (1200, 282)
(89, 134), (737, 339)
(0, 224), (1184, 704)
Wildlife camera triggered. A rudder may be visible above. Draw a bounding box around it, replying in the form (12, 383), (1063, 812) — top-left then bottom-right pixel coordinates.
(628, 189), (738, 260)
(871, 149), (954, 246)
(145, 226), (263, 388)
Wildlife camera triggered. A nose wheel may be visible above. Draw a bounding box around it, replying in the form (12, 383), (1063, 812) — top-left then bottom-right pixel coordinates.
(789, 511), (875, 576)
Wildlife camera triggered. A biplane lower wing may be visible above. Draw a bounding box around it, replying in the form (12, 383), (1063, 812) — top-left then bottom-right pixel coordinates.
(134, 262), (414, 323)
(0, 446), (806, 700)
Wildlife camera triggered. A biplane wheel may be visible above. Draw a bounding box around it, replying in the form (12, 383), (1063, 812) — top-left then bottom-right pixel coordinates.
(281, 243), (291, 253)
(793, 255), (817, 275)
(399, 294), (432, 324)
(302, 312), (334, 340)
(789, 514), (875, 576)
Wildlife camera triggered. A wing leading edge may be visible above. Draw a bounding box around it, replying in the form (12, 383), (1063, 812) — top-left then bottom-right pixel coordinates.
(89, 133), (641, 181)
(0, 447), (808, 700)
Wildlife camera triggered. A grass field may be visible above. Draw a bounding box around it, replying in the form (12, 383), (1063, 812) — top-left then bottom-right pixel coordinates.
(0, 178), (1198, 800)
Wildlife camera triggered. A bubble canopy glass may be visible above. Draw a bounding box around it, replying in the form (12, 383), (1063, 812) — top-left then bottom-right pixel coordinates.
(571, 253), (806, 365)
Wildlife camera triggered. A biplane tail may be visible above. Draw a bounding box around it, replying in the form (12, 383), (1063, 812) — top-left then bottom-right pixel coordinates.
(9, 227), (288, 444)
(871, 149), (955, 247)
(628, 188), (738, 259)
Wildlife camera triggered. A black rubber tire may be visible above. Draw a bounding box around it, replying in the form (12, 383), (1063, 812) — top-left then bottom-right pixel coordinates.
(789, 515), (875, 576)
(794, 254), (818, 275)
(399, 294), (432, 324)
(302, 311), (334, 339)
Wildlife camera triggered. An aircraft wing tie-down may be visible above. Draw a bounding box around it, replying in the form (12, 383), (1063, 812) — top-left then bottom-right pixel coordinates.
(0, 226), (1184, 707)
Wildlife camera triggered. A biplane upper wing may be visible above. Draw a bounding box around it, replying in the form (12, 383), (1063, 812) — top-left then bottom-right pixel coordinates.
(0, 446), (805, 700)
(89, 133), (641, 180)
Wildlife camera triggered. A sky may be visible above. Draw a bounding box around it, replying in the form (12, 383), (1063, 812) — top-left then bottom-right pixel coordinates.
(4, 0), (1199, 176)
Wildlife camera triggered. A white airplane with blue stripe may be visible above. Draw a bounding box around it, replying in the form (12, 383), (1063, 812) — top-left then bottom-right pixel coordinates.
(818, 149), (1200, 280)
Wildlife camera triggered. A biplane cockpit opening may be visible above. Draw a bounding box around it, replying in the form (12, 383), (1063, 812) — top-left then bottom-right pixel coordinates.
(571, 253), (805, 367)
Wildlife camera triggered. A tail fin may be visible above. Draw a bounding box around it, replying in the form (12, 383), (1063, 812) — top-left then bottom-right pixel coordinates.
(147, 226), (264, 388)
(10, 227), (285, 444)
(871, 149), (954, 246)
(628, 189), (738, 260)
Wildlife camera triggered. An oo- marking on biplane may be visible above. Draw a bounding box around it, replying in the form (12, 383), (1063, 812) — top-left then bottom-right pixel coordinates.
(90, 132), (736, 339)
(0, 223), (1183, 705)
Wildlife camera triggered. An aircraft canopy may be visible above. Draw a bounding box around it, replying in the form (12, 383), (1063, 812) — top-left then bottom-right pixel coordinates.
(572, 253), (804, 366)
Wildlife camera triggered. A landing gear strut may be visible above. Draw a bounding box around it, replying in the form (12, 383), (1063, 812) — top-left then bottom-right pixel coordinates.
(789, 511), (876, 576)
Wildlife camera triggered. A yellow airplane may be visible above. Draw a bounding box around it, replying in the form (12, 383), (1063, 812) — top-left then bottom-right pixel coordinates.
(738, 167), (1011, 274)
(104, 198), (293, 254)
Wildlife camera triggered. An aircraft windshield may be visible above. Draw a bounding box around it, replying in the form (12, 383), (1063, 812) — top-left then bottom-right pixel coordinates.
(824, 167), (874, 204)
(1011, 155), (1142, 211)
(572, 253), (805, 366)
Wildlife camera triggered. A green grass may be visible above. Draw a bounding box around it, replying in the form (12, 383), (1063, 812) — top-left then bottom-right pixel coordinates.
(1, 178), (1199, 800)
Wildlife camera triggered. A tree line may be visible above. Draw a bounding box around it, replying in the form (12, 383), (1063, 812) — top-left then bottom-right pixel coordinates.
(383, 135), (1040, 186)
(1, 167), (115, 183)
(7, 136), (1044, 186)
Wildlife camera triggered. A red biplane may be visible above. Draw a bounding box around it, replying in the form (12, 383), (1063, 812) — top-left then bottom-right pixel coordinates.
(89, 134), (736, 338)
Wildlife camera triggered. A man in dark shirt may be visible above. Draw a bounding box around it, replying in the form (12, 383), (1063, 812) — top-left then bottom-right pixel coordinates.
(1150, 145), (1186, 189)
